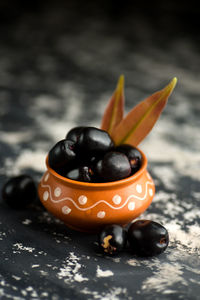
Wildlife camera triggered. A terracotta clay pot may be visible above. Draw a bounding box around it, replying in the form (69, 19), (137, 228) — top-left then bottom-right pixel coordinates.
(38, 148), (155, 233)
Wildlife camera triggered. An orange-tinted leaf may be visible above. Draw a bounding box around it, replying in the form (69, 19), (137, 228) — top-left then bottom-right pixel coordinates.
(112, 77), (177, 146)
(101, 75), (124, 135)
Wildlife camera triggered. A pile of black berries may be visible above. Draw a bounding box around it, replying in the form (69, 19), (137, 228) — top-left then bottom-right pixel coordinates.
(98, 220), (169, 257)
(48, 126), (142, 183)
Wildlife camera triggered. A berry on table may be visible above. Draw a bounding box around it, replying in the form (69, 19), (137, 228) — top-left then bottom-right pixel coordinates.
(2, 175), (37, 208)
(98, 224), (127, 255)
(127, 220), (169, 257)
(96, 151), (131, 182)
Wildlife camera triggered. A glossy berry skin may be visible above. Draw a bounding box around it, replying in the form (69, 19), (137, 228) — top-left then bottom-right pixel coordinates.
(115, 144), (142, 173)
(98, 225), (127, 255)
(65, 166), (93, 182)
(48, 139), (76, 170)
(2, 175), (37, 208)
(127, 220), (169, 257)
(76, 127), (114, 156)
(96, 151), (131, 182)
(66, 126), (85, 143)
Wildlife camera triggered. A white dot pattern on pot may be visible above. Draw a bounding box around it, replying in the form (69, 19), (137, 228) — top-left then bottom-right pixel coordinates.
(112, 195), (122, 205)
(78, 195), (88, 205)
(54, 187), (61, 197)
(136, 184), (142, 193)
(97, 211), (106, 218)
(44, 172), (49, 182)
(149, 188), (153, 196)
(62, 206), (71, 215)
(128, 202), (135, 211)
(43, 191), (49, 201)
(40, 176), (154, 219)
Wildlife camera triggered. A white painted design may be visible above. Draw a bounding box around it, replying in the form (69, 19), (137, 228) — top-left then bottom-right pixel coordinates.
(78, 195), (87, 205)
(41, 180), (154, 211)
(147, 172), (151, 180)
(149, 188), (153, 196)
(136, 184), (142, 193)
(97, 211), (105, 218)
(112, 195), (122, 205)
(128, 202), (135, 211)
(43, 191), (49, 201)
(62, 206), (71, 215)
(44, 172), (49, 182)
(54, 187), (61, 197)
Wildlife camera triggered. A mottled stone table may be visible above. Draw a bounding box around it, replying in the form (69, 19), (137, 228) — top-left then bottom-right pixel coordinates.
(0, 1), (200, 299)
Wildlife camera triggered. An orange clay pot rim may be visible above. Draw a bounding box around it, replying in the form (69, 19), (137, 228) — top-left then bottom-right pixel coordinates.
(45, 146), (148, 189)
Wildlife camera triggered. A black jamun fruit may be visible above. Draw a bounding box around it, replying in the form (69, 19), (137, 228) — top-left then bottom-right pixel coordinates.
(66, 126), (85, 143)
(65, 166), (94, 182)
(98, 224), (127, 255)
(127, 220), (169, 257)
(48, 139), (76, 170)
(115, 144), (142, 174)
(2, 175), (37, 208)
(96, 151), (131, 182)
(76, 127), (114, 156)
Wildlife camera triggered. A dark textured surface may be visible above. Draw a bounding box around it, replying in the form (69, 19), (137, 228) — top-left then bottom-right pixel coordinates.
(0, 1), (200, 299)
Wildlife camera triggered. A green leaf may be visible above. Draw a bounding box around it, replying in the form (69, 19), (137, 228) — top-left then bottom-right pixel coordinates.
(101, 75), (125, 135)
(111, 77), (177, 146)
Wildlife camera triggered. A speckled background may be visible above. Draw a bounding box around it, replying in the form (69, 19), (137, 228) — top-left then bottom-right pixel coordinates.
(0, 1), (200, 299)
